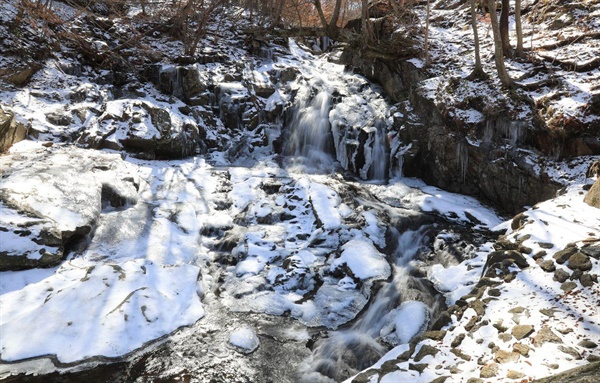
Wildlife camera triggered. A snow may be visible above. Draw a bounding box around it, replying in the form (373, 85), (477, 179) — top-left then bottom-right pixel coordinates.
(331, 238), (391, 281)
(229, 327), (260, 353)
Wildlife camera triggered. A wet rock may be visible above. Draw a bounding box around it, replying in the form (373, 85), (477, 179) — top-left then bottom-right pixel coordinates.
(539, 259), (556, 272)
(554, 247), (577, 264)
(567, 252), (592, 271)
(578, 340), (598, 349)
(513, 342), (530, 357)
(480, 362), (499, 378)
(511, 325), (534, 340)
(554, 269), (570, 283)
(584, 178), (600, 208)
(495, 350), (520, 363)
(533, 326), (562, 347)
(414, 345), (439, 362)
(561, 281), (578, 292)
(0, 106), (27, 152)
(507, 370), (526, 380)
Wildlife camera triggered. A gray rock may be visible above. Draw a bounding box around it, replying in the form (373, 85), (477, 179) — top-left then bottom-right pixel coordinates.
(580, 273), (597, 287)
(408, 363), (427, 373)
(553, 247), (577, 264)
(539, 259), (556, 272)
(567, 253), (592, 271)
(46, 110), (74, 126)
(533, 326), (563, 347)
(554, 269), (570, 283)
(451, 333), (465, 348)
(580, 244), (600, 259)
(578, 340), (598, 349)
(422, 330), (447, 341)
(532, 361), (600, 383)
(561, 281), (578, 292)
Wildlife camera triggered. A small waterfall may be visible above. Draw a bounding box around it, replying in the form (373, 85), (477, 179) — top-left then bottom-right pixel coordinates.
(301, 229), (439, 382)
(285, 89), (336, 173)
(367, 120), (389, 181)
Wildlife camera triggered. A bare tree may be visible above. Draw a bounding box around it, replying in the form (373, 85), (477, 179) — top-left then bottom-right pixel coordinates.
(487, 0), (512, 86)
(499, 0), (511, 57)
(467, 0), (486, 79)
(424, 0), (431, 66)
(313, 0), (343, 38)
(515, 0), (524, 58)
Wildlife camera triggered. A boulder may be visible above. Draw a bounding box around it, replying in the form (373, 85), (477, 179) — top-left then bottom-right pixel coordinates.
(531, 361), (600, 383)
(584, 178), (600, 208)
(0, 106), (27, 152)
(567, 253), (592, 271)
(0, 145), (138, 271)
(0, 63), (42, 86)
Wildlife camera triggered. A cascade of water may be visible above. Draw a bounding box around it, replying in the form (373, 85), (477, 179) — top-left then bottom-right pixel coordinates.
(285, 89), (336, 173)
(367, 120), (389, 181)
(301, 228), (438, 382)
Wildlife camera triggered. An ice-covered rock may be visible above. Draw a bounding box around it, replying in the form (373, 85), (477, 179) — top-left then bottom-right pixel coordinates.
(229, 327), (260, 353)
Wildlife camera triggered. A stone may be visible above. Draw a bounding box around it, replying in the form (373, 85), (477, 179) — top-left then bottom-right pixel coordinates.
(451, 333), (465, 348)
(558, 346), (582, 359)
(46, 110), (74, 126)
(513, 342), (530, 357)
(495, 350), (520, 363)
(561, 281), (578, 292)
(588, 355), (600, 362)
(511, 212), (529, 230)
(470, 300), (486, 316)
(578, 340), (598, 349)
(451, 348), (472, 361)
(533, 326), (562, 347)
(422, 330), (447, 341)
(533, 251), (547, 260)
(511, 325), (534, 340)
(538, 242), (555, 249)
(584, 178), (600, 208)
(408, 363), (427, 373)
(480, 363), (499, 378)
(0, 63), (41, 86)
(554, 247), (577, 264)
(466, 379), (483, 383)
(554, 268), (570, 283)
(539, 259), (556, 272)
(414, 345), (439, 362)
(534, 361), (600, 383)
(580, 273), (597, 287)
(430, 377), (449, 383)
(567, 253), (592, 271)
(580, 244), (600, 259)
(498, 333), (513, 342)
(507, 370), (525, 380)
(488, 288), (501, 297)
(0, 106), (27, 152)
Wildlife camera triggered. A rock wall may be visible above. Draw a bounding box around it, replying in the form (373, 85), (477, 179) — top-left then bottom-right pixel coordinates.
(339, 51), (584, 214)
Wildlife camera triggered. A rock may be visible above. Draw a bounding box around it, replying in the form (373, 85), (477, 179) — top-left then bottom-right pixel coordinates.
(554, 247), (578, 264)
(451, 348), (471, 361)
(498, 333), (513, 342)
(0, 106), (27, 152)
(46, 110), (74, 126)
(580, 244), (600, 259)
(511, 212), (529, 230)
(414, 345), (439, 362)
(532, 361), (600, 383)
(580, 273), (597, 287)
(539, 259), (556, 272)
(483, 250), (529, 276)
(480, 362), (499, 378)
(451, 333), (465, 348)
(578, 340), (598, 349)
(511, 325), (535, 340)
(533, 251), (547, 260)
(0, 63), (42, 86)
(431, 311), (452, 331)
(422, 330), (447, 341)
(588, 355), (600, 362)
(561, 281), (578, 292)
(533, 326), (563, 347)
(567, 253), (592, 271)
(584, 178), (600, 208)
(470, 300), (486, 316)
(430, 377), (449, 383)
(0, 146), (137, 271)
(408, 363), (427, 373)
(488, 288), (502, 297)
(507, 370), (525, 379)
(513, 342), (530, 357)
(554, 269), (570, 283)
(558, 346), (582, 360)
(495, 350), (520, 363)
(466, 379), (483, 383)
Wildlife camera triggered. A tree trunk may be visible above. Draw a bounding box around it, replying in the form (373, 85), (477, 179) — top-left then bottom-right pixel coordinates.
(467, 0), (486, 79)
(361, 0), (370, 44)
(488, 0), (512, 86)
(515, 0), (524, 58)
(499, 0), (511, 57)
(424, 0), (431, 66)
